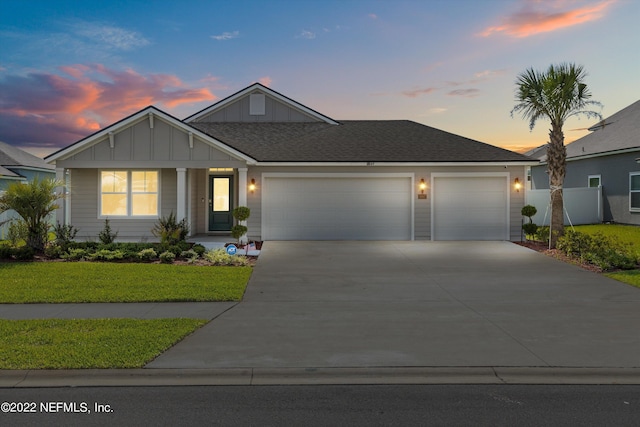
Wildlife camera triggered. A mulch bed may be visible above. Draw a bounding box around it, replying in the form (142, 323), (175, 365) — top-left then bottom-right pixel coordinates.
(514, 240), (603, 273)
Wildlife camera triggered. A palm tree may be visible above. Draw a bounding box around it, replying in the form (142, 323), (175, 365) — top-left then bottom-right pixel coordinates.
(512, 63), (601, 248)
(0, 177), (63, 252)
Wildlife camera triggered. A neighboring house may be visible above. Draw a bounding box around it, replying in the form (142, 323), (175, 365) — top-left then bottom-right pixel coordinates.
(529, 100), (640, 225)
(45, 83), (535, 241)
(0, 141), (56, 238)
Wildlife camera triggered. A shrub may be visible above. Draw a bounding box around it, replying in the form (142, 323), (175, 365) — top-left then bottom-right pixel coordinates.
(53, 222), (79, 246)
(44, 244), (64, 259)
(0, 242), (12, 259)
(13, 246), (35, 261)
(137, 248), (158, 261)
(152, 212), (189, 246)
(204, 248), (249, 266)
(521, 205), (537, 218)
(98, 218), (118, 244)
(7, 219), (28, 247)
(522, 222), (538, 237)
(159, 251), (176, 264)
(557, 230), (637, 270)
(87, 249), (125, 261)
(233, 206), (251, 222)
(191, 244), (206, 256)
(61, 248), (89, 261)
(180, 249), (199, 263)
(535, 226), (550, 244)
(231, 225), (248, 243)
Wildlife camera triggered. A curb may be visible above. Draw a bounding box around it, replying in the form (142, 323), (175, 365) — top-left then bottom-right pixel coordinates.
(2, 367), (640, 388)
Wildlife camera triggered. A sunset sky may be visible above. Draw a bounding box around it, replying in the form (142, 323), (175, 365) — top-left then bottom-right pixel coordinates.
(1, 0), (638, 158)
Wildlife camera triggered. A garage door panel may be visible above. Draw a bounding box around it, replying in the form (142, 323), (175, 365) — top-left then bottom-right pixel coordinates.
(264, 177), (411, 240)
(433, 176), (508, 241)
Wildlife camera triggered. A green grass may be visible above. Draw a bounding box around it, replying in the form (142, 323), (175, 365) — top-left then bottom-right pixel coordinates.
(0, 263), (252, 303)
(0, 318), (207, 369)
(572, 224), (640, 252)
(605, 270), (640, 289)
(572, 225), (640, 288)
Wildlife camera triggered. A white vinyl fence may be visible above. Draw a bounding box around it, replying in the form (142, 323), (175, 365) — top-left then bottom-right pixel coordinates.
(0, 209), (20, 240)
(525, 186), (603, 226)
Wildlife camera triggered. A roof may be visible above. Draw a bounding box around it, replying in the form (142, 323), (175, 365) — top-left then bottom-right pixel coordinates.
(185, 83), (339, 125)
(189, 120), (533, 163)
(531, 100), (640, 162)
(0, 140), (54, 178)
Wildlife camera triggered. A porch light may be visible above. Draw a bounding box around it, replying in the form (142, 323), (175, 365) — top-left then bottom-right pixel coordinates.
(419, 178), (427, 193)
(249, 178), (256, 193)
(514, 177), (522, 192)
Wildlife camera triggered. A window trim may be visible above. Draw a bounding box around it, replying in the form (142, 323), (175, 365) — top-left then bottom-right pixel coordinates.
(99, 169), (160, 219)
(630, 172), (640, 212)
(588, 174), (601, 188)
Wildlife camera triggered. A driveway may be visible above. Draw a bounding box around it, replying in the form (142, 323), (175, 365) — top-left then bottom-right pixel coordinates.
(148, 241), (640, 369)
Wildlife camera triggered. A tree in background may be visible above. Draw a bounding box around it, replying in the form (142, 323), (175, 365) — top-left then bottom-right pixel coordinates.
(512, 63), (601, 248)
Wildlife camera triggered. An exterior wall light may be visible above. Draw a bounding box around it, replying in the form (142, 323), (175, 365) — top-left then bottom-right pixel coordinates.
(418, 178), (428, 199)
(514, 177), (522, 192)
(249, 178), (256, 193)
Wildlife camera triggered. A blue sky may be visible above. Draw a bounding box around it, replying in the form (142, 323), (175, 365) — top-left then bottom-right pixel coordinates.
(1, 0), (638, 157)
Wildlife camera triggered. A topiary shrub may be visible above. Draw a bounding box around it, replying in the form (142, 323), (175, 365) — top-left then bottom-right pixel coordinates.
(521, 205), (538, 240)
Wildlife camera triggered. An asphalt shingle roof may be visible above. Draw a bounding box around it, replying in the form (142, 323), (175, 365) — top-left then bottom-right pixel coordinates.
(0, 141), (54, 177)
(189, 120), (532, 163)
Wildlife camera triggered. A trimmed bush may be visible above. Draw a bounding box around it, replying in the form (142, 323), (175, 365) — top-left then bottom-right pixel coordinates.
(87, 249), (125, 261)
(61, 248), (89, 261)
(137, 248), (158, 261)
(159, 251), (176, 264)
(557, 230), (637, 270)
(13, 246), (35, 261)
(204, 248), (249, 266)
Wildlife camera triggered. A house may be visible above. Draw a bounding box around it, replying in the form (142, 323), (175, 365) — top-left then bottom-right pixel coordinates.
(45, 83), (535, 241)
(529, 100), (640, 225)
(0, 141), (55, 191)
(0, 141), (56, 238)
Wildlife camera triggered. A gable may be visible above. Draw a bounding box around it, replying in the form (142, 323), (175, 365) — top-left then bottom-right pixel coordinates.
(47, 107), (255, 166)
(186, 83), (338, 124)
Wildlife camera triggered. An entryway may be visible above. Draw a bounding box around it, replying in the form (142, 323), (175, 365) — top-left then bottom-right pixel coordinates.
(208, 175), (234, 232)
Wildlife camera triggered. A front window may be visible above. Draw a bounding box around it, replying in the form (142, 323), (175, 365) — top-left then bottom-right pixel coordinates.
(100, 170), (159, 217)
(630, 173), (640, 212)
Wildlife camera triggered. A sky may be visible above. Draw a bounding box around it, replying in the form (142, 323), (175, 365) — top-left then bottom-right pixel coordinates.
(0, 0), (638, 158)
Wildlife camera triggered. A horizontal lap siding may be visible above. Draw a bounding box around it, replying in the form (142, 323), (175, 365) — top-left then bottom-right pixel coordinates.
(69, 168), (177, 241)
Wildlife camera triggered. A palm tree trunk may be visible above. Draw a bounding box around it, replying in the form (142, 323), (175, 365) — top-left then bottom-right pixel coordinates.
(546, 124), (566, 248)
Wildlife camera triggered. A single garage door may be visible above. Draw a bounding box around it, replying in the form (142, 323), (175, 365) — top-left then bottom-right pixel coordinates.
(432, 176), (508, 240)
(263, 176), (412, 240)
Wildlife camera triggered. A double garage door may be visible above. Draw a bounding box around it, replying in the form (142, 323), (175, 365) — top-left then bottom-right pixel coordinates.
(262, 175), (509, 241)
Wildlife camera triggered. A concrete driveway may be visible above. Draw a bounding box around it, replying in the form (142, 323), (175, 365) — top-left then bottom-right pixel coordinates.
(148, 241), (640, 369)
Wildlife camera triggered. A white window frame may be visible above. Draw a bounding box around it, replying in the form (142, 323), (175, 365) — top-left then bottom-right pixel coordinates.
(99, 170), (160, 218)
(588, 175), (601, 188)
(630, 172), (640, 212)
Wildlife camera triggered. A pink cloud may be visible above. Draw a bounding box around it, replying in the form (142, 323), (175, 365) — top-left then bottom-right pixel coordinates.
(479, 0), (615, 38)
(448, 89), (480, 98)
(402, 87), (437, 98)
(0, 64), (216, 150)
(258, 76), (273, 87)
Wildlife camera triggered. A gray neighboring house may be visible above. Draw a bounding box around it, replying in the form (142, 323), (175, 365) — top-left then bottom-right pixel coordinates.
(0, 141), (56, 237)
(45, 83), (535, 241)
(529, 100), (640, 225)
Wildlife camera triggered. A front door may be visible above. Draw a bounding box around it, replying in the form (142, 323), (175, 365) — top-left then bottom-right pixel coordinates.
(209, 176), (234, 231)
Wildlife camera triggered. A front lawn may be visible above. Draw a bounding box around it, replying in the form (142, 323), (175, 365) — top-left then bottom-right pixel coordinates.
(605, 270), (640, 289)
(0, 318), (207, 369)
(0, 263), (252, 303)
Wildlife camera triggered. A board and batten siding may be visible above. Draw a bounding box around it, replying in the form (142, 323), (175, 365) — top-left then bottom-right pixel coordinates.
(57, 115), (245, 169)
(191, 91), (320, 123)
(69, 168), (177, 241)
